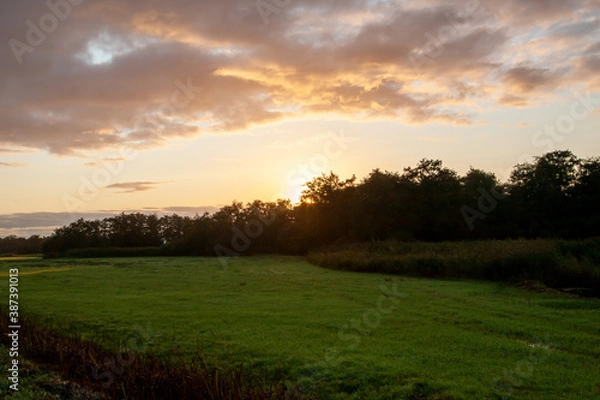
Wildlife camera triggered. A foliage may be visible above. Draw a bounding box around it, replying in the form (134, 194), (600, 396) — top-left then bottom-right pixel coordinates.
(0, 235), (45, 255)
(59, 246), (163, 258)
(29, 150), (600, 257)
(307, 238), (600, 296)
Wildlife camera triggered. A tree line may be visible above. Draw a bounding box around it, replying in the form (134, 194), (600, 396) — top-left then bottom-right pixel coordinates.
(0, 235), (45, 255)
(18, 149), (600, 256)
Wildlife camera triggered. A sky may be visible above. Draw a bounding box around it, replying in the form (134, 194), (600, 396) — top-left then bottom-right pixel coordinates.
(1, 0), (599, 236)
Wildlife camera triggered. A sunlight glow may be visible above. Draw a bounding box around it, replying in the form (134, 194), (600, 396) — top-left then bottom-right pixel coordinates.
(285, 183), (305, 204)
(75, 32), (157, 65)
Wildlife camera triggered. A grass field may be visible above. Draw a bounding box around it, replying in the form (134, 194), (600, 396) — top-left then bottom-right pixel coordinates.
(1, 256), (599, 399)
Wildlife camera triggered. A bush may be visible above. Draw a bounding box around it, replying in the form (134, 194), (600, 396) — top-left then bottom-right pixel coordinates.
(308, 238), (600, 296)
(62, 247), (163, 258)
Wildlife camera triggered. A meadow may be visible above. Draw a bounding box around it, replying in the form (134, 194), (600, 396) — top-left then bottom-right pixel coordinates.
(1, 255), (599, 399)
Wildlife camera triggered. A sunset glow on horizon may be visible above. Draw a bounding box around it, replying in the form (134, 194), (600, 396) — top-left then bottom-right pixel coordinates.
(1, 0), (599, 236)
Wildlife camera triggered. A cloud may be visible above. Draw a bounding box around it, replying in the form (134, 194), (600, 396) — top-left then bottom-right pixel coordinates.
(0, 161), (27, 167)
(142, 206), (219, 215)
(0, 212), (113, 230)
(550, 18), (600, 38)
(501, 66), (563, 94)
(0, 211), (119, 237)
(0, 207), (221, 236)
(84, 157), (126, 167)
(1, 0), (599, 155)
(0, 148), (29, 154)
(487, 0), (591, 27)
(105, 181), (167, 193)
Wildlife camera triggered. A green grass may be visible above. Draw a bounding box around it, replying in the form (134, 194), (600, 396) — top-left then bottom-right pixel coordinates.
(1, 256), (599, 399)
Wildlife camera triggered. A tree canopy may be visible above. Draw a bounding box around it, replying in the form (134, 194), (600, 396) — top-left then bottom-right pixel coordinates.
(33, 150), (600, 257)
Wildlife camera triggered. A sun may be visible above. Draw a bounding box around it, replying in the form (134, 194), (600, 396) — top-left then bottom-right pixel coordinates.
(285, 183), (305, 205)
(282, 170), (322, 204)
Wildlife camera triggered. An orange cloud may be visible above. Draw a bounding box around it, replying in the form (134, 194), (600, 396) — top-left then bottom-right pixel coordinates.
(0, 162), (27, 167)
(1, 0), (598, 156)
(105, 181), (168, 193)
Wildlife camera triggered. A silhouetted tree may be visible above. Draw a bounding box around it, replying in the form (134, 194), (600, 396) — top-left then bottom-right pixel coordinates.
(351, 169), (416, 241)
(508, 150), (580, 237)
(40, 150), (600, 257)
(401, 159), (462, 240)
(0, 235), (46, 255)
(569, 156), (600, 237)
(295, 172), (356, 247)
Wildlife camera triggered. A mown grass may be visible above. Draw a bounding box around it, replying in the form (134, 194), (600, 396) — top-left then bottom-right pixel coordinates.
(308, 238), (600, 296)
(0, 256), (599, 399)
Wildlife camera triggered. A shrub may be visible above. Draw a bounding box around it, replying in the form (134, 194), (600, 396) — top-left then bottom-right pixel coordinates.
(308, 238), (600, 296)
(62, 247), (163, 258)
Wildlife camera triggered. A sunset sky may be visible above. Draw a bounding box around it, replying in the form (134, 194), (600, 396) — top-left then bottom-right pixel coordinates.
(1, 0), (599, 236)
